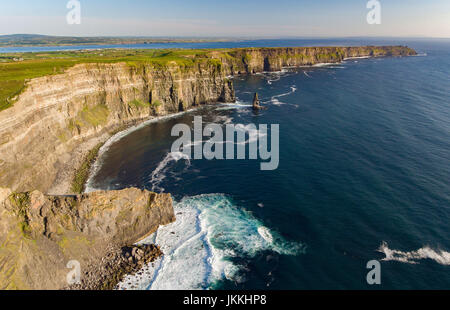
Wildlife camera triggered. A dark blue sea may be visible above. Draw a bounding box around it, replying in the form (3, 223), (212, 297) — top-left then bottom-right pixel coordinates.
(85, 39), (450, 290)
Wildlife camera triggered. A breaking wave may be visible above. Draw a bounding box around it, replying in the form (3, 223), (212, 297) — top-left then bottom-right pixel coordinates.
(149, 152), (191, 192)
(377, 242), (450, 265)
(312, 62), (337, 67)
(215, 101), (253, 111)
(267, 85), (297, 105)
(116, 194), (305, 290)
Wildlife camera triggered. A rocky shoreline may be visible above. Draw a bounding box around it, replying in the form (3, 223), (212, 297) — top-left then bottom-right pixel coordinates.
(0, 188), (175, 290)
(66, 244), (163, 290)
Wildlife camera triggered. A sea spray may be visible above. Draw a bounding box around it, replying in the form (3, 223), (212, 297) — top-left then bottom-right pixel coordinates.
(116, 194), (305, 290)
(149, 152), (191, 192)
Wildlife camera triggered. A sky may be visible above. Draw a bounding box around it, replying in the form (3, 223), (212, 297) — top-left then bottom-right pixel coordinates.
(0, 0), (449, 38)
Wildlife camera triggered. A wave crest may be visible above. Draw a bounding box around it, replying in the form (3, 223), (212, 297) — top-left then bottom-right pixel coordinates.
(117, 194), (305, 290)
(378, 241), (450, 265)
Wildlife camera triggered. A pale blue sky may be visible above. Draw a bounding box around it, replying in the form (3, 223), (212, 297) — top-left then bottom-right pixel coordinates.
(0, 0), (449, 37)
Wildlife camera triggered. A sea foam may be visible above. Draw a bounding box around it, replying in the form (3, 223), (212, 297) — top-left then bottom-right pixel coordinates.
(378, 241), (450, 265)
(116, 194), (305, 290)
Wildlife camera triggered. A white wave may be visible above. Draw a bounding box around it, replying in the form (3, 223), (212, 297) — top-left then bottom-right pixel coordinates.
(262, 69), (289, 75)
(116, 194), (305, 290)
(272, 86), (297, 99)
(343, 56), (371, 60)
(149, 152), (191, 192)
(264, 69), (289, 84)
(267, 85), (297, 106)
(267, 76), (280, 85)
(215, 102), (252, 111)
(312, 62), (337, 67)
(271, 98), (285, 105)
(377, 242), (450, 265)
(303, 71), (311, 78)
(258, 227), (274, 244)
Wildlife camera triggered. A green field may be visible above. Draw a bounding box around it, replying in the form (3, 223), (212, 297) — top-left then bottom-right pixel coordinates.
(0, 48), (229, 112)
(0, 34), (231, 47)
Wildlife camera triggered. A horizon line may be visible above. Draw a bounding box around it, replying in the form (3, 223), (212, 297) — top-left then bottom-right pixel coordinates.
(1, 33), (450, 40)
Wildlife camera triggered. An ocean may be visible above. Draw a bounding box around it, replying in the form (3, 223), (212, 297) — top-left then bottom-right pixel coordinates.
(85, 39), (450, 290)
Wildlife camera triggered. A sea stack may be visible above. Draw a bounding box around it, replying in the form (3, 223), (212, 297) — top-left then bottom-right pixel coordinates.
(252, 92), (262, 111)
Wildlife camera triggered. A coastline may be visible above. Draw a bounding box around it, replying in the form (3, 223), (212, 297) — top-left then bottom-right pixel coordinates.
(0, 45), (418, 290)
(47, 117), (151, 195)
(84, 109), (202, 193)
(79, 54), (417, 290)
(81, 51), (416, 196)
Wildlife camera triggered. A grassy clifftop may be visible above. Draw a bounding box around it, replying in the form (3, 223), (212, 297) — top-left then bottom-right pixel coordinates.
(0, 49), (220, 111)
(0, 46), (417, 112)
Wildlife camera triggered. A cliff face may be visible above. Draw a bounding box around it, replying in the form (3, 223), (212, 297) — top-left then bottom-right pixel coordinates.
(0, 187), (174, 290)
(216, 46), (417, 74)
(0, 62), (234, 193)
(0, 46), (416, 193)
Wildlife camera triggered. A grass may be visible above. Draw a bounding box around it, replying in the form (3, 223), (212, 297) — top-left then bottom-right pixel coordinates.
(8, 192), (32, 238)
(0, 48), (226, 112)
(128, 99), (149, 109)
(71, 143), (103, 194)
(151, 100), (162, 108)
(68, 104), (110, 130)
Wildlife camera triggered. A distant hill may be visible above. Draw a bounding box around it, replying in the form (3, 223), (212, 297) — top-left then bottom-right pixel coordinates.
(0, 34), (230, 47)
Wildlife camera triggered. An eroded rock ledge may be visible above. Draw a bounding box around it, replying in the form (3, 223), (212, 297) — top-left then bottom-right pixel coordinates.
(0, 187), (174, 290)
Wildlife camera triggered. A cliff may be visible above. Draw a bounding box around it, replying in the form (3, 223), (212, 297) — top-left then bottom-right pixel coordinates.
(0, 61), (234, 194)
(215, 45), (417, 74)
(0, 187), (174, 290)
(0, 46), (416, 194)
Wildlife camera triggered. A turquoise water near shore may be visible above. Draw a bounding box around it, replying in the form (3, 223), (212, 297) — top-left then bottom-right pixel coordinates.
(87, 39), (450, 289)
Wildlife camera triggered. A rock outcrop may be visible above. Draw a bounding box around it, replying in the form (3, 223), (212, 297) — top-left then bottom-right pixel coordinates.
(67, 244), (163, 290)
(0, 187), (174, 290)
(252, 92), (263, 111)
(0, 46), (417, 194)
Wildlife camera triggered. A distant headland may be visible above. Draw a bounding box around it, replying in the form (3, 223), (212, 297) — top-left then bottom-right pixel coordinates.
(0, 34), (234, 47)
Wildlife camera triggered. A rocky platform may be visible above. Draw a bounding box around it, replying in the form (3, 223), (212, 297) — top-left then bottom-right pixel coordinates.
(0, 187), (174, 290)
